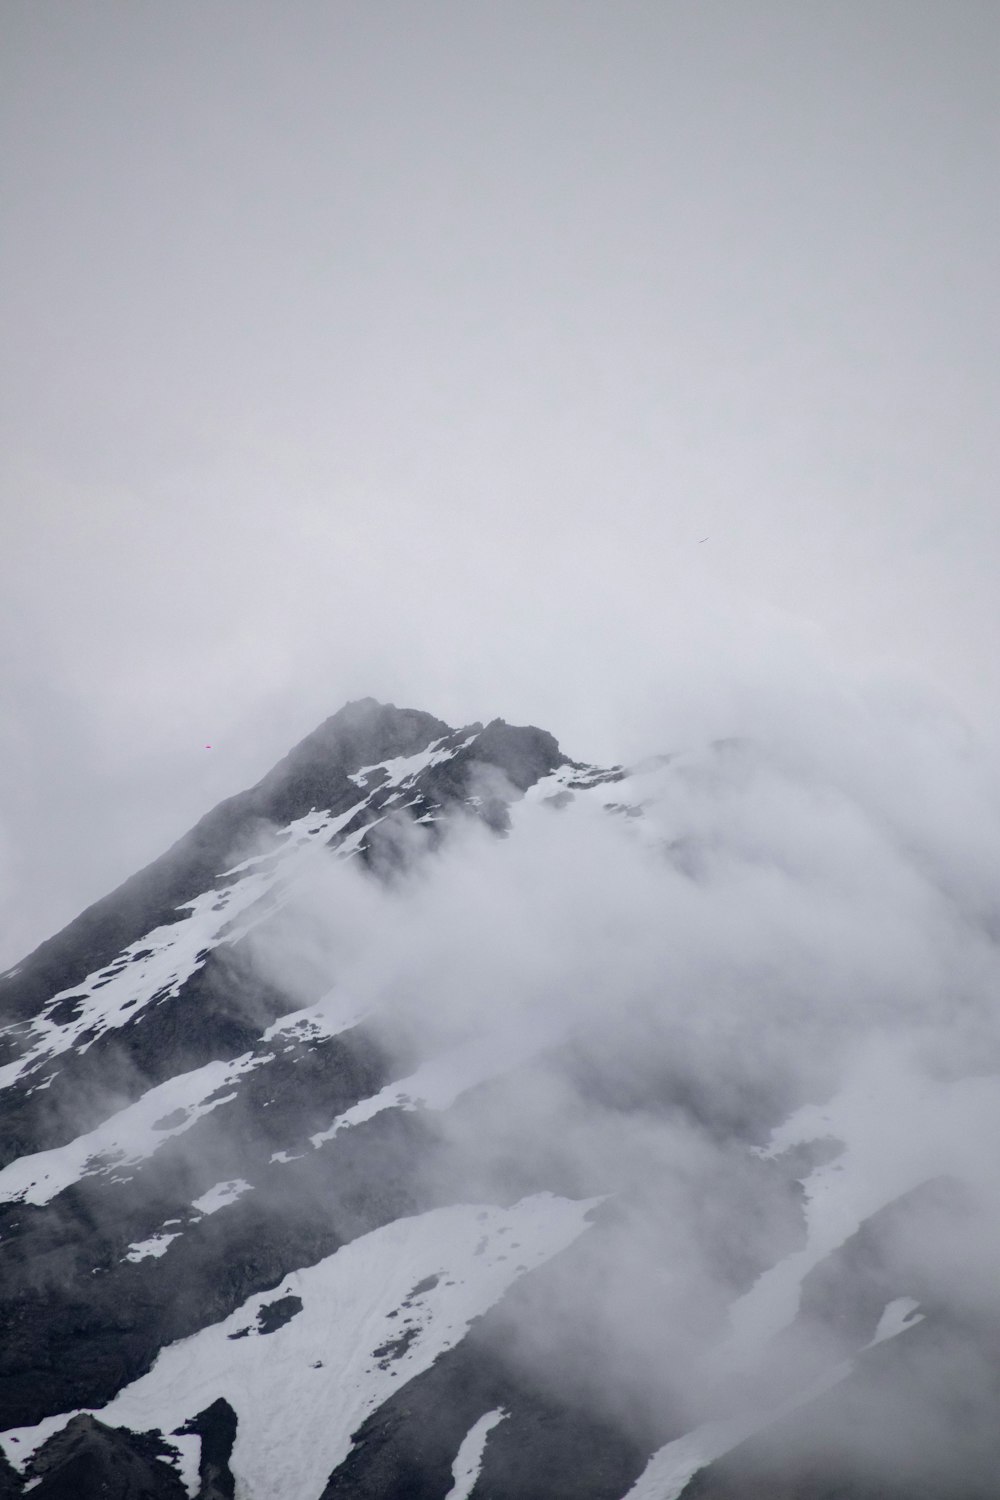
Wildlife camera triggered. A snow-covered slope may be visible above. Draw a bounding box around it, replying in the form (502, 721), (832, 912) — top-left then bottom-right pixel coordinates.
(2, 1194), (598, 1499)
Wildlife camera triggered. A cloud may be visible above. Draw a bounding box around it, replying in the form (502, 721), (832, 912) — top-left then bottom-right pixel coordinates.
(236, 669), (1000, 1473)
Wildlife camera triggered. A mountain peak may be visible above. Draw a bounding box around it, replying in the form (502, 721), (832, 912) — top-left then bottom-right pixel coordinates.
(0, 701), (569, 1033)
(254, 699), (453, 820)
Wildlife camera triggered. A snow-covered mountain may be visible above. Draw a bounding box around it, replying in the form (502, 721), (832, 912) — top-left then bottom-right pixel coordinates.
(1, 697), (998, 1499)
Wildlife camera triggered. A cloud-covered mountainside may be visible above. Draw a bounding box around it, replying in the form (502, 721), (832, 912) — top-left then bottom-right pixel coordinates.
(1, 695), (1000, 1499)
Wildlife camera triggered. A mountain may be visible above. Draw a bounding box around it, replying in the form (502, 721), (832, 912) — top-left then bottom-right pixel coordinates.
(0, 697), (998, 1499)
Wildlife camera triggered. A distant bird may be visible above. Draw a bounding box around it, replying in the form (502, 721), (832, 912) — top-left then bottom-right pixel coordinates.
(698, 537), (709, 543)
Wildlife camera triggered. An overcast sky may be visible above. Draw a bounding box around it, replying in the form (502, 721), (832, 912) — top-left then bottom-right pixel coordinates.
(2, 0), (998, 968)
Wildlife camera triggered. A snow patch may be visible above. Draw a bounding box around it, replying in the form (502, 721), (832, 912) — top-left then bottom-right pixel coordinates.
(0, 984), (370, 1209)
(871, 1295), (922, 1345)
(260, 987), (367, 1045)
(124, 1232), (181, 1263)
(445, 1408), (506, 1500)
(191, 1179), (251, 1216)
(0, 1053), (260, 1207)
(219, 804), (363, 876)
(348, 734), (478, 792)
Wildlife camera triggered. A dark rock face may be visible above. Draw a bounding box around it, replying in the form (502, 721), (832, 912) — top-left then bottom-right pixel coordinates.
(251, 1293), (303, 1334)
(24, 1415), (187, 1500)
(466, 718), (563, 792)
(0, 1452), (21, 1500)
(175, 1399), (238, 1500)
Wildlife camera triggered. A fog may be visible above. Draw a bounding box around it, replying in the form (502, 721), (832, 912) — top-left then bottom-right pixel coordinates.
(236, 667), (1000, 1482)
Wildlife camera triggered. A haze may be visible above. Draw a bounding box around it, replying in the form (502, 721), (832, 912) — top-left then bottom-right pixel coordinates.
(1, 0), (997, 967)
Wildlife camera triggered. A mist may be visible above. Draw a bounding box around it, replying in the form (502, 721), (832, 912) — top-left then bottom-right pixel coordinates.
(229, 664), (1000, 1483)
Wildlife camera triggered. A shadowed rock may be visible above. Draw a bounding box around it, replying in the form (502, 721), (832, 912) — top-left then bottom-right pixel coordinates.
(25, 1414), (186, 1499)
(176, 1398), (238, 1500)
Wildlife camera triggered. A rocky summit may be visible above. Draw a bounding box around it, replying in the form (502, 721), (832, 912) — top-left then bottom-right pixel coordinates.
(0, 698), (998, 1499)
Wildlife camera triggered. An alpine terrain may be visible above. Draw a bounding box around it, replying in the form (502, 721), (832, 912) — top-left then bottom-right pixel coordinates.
(1, 697), (999, 1499)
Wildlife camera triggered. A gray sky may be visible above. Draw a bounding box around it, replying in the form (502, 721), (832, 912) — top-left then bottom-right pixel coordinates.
(2, 0), (998, 968)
